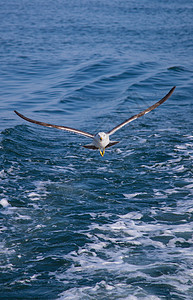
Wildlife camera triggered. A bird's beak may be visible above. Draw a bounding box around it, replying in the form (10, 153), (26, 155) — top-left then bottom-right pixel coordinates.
(100, 149), (105, 157)
(100, 137), (102, 141)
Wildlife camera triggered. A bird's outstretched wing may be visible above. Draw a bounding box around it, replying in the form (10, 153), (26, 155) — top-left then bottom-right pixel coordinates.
(14, 110), (94, 139)
(107, 86), (176, 136)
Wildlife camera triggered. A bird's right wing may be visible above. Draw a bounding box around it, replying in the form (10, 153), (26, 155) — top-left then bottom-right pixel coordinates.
(14, 110), (94, 139)
(107, 86), (176, 136)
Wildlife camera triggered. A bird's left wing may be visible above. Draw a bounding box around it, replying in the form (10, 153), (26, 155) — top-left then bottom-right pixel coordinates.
(14, 110), (94, 139)
(107, 86), (176, 136)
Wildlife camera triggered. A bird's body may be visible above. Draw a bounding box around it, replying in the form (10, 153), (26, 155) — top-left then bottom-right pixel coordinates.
(93, 132), (109, 156)
(83, 132), (113, 156)
(14, 86), (176, 156)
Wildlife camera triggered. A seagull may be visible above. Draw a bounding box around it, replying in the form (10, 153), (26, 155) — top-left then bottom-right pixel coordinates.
(14, 86), (175, 156)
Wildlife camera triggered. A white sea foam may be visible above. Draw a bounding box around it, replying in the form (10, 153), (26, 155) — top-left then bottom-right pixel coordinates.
(1, 122), (193, 300)
(53, 164), (76, 173)
(0, 198), (10, 208)
(26, 180), (50, 202)
(15, 214), (31, 220)
(58, 281), (162, 300)
(124, 193), (147, 199)
(55, 197), (193, 299)
(0, 169), (6, 178)
(28, 192), (41, 201)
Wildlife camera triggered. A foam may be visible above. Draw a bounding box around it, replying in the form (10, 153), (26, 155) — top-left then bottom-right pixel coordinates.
(13, 273), (39, 286)
(0, 169), (6, 178)
(58, 281), (162, 300)
(53, 164), (76, 173)
(124, 193), (147, 199)
(26, 180), (50, 202)
(54, 200), (193, 299)
(28, 192), (41, 201)
(1, 131), (193, 300)
(0, 198), (10, 208)
(15, 213), (31, 220)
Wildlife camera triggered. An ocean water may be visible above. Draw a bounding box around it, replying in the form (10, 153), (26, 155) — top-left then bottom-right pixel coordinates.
(1, 0), (193, 299)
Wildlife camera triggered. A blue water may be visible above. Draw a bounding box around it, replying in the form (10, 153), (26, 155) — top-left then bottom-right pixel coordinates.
(1, 0), (193, 299)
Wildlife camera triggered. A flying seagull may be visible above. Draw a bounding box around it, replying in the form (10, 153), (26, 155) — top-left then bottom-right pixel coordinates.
(14, 86), (175, 156)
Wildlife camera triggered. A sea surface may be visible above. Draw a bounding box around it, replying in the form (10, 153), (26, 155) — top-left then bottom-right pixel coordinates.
(1, 0), (193, 299)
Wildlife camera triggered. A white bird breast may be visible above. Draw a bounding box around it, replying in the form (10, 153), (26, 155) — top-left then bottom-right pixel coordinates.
(93, 132), (110, 149)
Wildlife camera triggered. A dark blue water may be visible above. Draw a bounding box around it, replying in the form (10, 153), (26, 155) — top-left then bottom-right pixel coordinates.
(1, 0), (193, 299)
